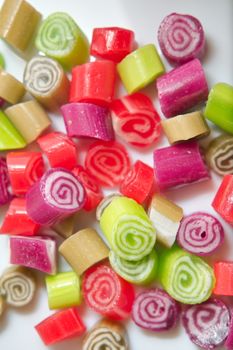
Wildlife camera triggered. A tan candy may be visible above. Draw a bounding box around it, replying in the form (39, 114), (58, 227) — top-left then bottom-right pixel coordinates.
(59, 228), (109, 276)
(53, 214), (76, 239)
(0, 69), (25, 104)
(5, 100), (51, 144)
(0, 0), (41, 56)
(0, 295), (6, 317)
(162, 111), (210, 144)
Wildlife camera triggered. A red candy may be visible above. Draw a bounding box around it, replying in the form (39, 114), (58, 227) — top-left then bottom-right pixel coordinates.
(214, 261), (233, 296)
(83, 264), (135, 320)
(85, 141), (131, 187)
(90, 27), (135, 62)
(72, 165), (103, 211)
(7, 151), (44, 196)
(69, 61), (116, 107)
(111, 93), (161, 147)
(35, 308), (86, 345)
(37, 132), (77, 170)
(212, 175), (233, 224)
(120, 160), (154, 203)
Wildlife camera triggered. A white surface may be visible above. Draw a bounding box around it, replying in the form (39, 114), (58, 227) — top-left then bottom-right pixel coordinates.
(0, 0), (233, 349)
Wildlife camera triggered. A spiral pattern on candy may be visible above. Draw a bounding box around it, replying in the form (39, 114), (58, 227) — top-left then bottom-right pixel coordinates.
(83, 327), (127, 350)
(206, 135), (233, 176)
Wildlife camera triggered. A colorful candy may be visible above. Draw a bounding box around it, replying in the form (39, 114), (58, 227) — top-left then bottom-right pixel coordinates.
(157, 58), (208, 118)
(96, 193), (122, 221)
(36, 12), (89, 70)
(0, 69), (26, 104)
(26, 168), (86, 225)
(83, 264), (135, 320)
(225, 310), (233, 350)
(52, 214), (75, 238)
(61, 102), (114, 141)
(0, 157), (12, 205)
(212, 175), (233, 224)
(206, 135), (233, 176)
(132, 288), (180, 332)
(85, 141), (131, 187)
(213, 262), (233, 296)
(100, 196), (156, 261)
(0, 110), (26, 150)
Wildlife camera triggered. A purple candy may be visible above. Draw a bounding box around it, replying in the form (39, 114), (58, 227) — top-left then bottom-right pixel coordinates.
(0, 157), (12, 205)
(225, 309), (233, 349)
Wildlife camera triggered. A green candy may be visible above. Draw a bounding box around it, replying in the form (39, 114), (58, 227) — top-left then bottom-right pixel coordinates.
(35, 12), (89, 71)
(0, 53), (5, 69)
(158, 245), (215, 304)
(109, 249), (158, 285)
(100, 196), (156, 261)
(204, 83), (233, 134)
(0, 110), (26, 150)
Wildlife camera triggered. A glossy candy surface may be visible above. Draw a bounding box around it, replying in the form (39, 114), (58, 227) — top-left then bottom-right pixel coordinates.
(0, 157), (12, 205)
(213, 262), (233, 296)
(212, 175), (233, 224)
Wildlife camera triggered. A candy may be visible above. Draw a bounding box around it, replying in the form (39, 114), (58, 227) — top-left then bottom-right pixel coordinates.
(225, 310), (233, 349)
(0, 0), (41, 56)
(158, 245), (215, 304)
(72, 165), (103, 211)
(0, 198), (40, 236)
(120, 160), (154, 204)
(52, 215), (76, 238)
(10, 236), (57, 274)
(83, 319), (128, 350)
(5, 101), (51, 144)
(148, 194), (183, 248)
(182, 298), (230, 349)
(24, 56), (70, 111)
(206, 135), (233, 176)
(35, 308), (86, 345)
(109, 249), (158, 285)
(0, 157), (12, 205)
(59, 228), (109, 276)
(162, 111), (210, 144)
(177, 212), (224, 256)
(85, 141), (131, 187)
(204, 83), (233, 134)
(0, 70), (25, 104)
(100, 196), (156, 261)
(132, 288), (180, 332)
(212, 175), (233, 224)
(96, 193), (122, 221)
(69, 61), (116, 107)
(0, 53), (5, 69)
(0, 110), (26, 150)
(157, 58), (208, 118)
(158, 13), (205, 65)
(7, 151), (44, 196)
(213, 262), (233, 296)
(153, 142), (210, 190)
(26, 168), (86, 226)
(0, 295), (5, 317)
(91, 27), (134, 62)
(37, 132), (77, 170)
(0, 266), (36, 307)
(46, 271), (81, 310)
(83, 264), (135, 320)
(35, 12), (89, 70)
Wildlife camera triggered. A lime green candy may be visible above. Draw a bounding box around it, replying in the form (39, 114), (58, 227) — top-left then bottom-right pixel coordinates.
(100, 196), (156, 261)
(35, 12), (89, 71)
(158, 245), (215, 304)
(109, 249), (158, 285)
(0, 110), (26, 150)
(46, 271), (81, 310)
(204, 83), (233, 134)
(0, 53), (5, 69)
(117, 44), (165, 94)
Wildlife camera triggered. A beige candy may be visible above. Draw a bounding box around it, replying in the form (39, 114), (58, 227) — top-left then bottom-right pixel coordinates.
(0, 69), (25, 104)
(0, 295), (6, 317)
(59, 228), (109, 276)
(162, 111), (210, 144)
(53, 215), (76, 239)
(5, 100), (51, 144)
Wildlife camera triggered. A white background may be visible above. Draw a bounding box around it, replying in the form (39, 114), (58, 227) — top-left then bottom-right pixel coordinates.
(0, 0), (232, 349)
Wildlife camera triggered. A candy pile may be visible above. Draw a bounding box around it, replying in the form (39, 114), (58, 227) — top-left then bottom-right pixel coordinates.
(0, 1), (233, 349)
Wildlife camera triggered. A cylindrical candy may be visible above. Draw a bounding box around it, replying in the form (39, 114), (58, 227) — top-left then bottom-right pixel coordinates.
(154, 142), (210, 190)
(206, 135), (233, 176)
(0, 295), (5, 317)
(24, 56), (70, 111)
(83, 264), (135, 320)
(26, 168), (86, 226)
(35, 12), (89, 70)
(158, 13), (205, 65)
(0, 157), (12, 205)
(96, 193), (122, 221)
(0, 69), (26, 104)
(100, 196), (156, 261)
(213, 262), (233, 296)
(117, 44), (165, 94)
(132, 289), (180, 332)
(225, 310), (233, 350)
(0, 266), (36, 307)
(157, 59), (208, 118)
(61, 102), (114, 141)
(0, 110), (26, 150)
(52, 215), (76, 239)
(59, 228), (109, 276)
(177, 212), (224, 255)
(212, 175), (233, 224)
(162, 111), (210, 144)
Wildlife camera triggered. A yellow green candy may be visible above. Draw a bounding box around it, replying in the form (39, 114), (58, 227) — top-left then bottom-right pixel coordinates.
(0, 110), (26, 150)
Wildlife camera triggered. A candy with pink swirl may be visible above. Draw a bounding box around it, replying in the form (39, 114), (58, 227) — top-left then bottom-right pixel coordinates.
(0, 157), (12, 205)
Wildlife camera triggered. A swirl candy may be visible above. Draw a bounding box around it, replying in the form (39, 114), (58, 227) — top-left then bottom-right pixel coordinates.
(35, 12), (89, 70)
(206, 135), (233, 176)
(182, 298), (230, 349)
(158, 13), (205, 65)
(0, 157), (12, 206)
(96, 193), (122, 221)
(158, 245), (215, 304)
(100, 196), (156, 261)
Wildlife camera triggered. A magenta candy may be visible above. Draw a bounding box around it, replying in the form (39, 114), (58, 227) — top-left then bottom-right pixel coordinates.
(156, 58), (208, 118)
(0, 157), (12, 205)
(26, 168), (86, 226)
(10, 235), (57, 274)
(225, 310), (233, 349)
(61, 102), (114, 141)
(153, 142), (210, 190)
